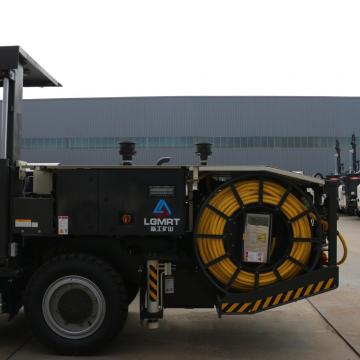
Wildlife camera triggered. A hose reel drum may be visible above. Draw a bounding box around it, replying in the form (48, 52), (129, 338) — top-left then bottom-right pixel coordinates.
(194, 176), (323, 293)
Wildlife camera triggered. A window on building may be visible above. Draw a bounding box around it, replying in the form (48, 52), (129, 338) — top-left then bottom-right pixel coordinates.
(21, 136), (346, 150)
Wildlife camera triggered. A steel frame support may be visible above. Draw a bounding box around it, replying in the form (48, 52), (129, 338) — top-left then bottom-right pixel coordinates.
(0, 66), (24, 259)
(0, 77), (9, 159)
(326, 180), (338, 266)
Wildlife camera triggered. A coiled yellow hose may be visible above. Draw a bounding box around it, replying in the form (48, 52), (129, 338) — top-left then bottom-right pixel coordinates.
(195, 180), (312, 291)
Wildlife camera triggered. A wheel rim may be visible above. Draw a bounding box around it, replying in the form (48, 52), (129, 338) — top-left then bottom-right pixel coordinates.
(42, 275), (106, 339)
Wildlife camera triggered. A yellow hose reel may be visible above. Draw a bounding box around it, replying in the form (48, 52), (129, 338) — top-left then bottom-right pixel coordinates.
(195, 178), (318, 292)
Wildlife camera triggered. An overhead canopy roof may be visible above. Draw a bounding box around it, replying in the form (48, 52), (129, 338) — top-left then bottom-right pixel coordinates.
(0, 46), (61, 87)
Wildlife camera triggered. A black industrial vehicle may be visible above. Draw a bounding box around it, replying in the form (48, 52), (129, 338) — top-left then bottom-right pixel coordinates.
(344, 135), (360, 215)
(337, 135), (360, 215)
(342, 175), (360, 215)
(0, 46), (343, 355)
(325, 139), (346, 212)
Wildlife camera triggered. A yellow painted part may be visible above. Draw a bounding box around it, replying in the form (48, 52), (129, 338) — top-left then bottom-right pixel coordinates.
(149, 290), (157, 300)
(149, 270), (158, 279)
(273, 293), (283, 305)
(293, 287), (304, 300)
(262, 296), (273, 309)
(195, 180), (312, 290)
(251, 299), (262, 312)
(149, 281), (158, 291)
(222, 278), (335, 315)
(324, 278), (334, 290)
(237, 303), (251, 313)
(304, 284), (314, 296)
(283, 290), (294, 303)
(227, 303), (239, 313)
(314, 281), (325, 293)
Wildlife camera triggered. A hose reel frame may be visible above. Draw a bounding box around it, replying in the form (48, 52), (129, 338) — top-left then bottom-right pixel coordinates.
(193, 174), (323, 295)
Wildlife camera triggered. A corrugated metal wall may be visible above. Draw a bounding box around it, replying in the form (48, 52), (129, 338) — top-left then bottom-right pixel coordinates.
(21, 96), (360, 137)
(2, 96), (360, 174)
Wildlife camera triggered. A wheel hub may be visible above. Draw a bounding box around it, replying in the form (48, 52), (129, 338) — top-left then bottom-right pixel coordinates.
(42, 275), (106, 339)
(57, 288), (93, 324)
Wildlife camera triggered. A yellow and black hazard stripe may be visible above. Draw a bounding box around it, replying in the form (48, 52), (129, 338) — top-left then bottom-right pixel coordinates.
(221, 277), (336, 315)
(148, 264), (158, 302)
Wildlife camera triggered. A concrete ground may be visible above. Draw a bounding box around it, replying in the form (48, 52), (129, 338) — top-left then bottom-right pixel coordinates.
(1, 216), (359, 360)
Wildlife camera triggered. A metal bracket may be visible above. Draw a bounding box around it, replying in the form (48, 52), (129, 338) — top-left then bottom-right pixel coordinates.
(0, 76), (9, 159)
(9, 242), (18, 258)
(193, 166), (199, 191)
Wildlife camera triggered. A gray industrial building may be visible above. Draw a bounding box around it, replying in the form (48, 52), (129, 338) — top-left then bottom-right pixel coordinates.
(6, 96), (360, 175)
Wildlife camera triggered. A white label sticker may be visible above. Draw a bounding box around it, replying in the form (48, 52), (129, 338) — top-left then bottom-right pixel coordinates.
(244, 251), (265, 263)
(58, 216), (69, 235)
(164, 276), (175, 294)
(243, 213), (271, 263)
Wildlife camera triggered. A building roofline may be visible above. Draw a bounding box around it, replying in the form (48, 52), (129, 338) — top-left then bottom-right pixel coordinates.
(18, 95), (360, 102)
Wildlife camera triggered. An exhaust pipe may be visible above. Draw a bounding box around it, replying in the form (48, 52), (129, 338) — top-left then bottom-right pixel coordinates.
(196, 143), (212, 165)
(119, 140), (136, 165)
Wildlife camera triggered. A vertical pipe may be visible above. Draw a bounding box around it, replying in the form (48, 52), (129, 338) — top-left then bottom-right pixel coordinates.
(0, 76), (10, 259)
(349, 148), (353, 174)
(335, 139), (341, 176)
(0, 77), (9, 159)
(334, 153), (338, 175)
(351, 134), (357, 173)
(326, 180), (338, 266)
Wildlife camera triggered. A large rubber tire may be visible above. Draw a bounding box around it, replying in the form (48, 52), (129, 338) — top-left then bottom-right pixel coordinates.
(125, 281), (139, 304)
(24, 254), (128, 355)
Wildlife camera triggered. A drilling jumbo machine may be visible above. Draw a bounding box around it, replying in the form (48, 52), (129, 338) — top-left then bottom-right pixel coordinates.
(344, 134), (360, 215)
(328, 139), (346, 212)
(327, 137), (360, 215)
(0, 47), (347, 355)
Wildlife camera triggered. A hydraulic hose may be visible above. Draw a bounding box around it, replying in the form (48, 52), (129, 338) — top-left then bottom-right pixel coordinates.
(336, 231), (348, 265)
(195, 180), (313, 291)
(320, 220), (348, 266)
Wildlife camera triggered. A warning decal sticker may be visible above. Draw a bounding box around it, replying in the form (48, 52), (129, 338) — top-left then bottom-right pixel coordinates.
(58, 216), (69, 235)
